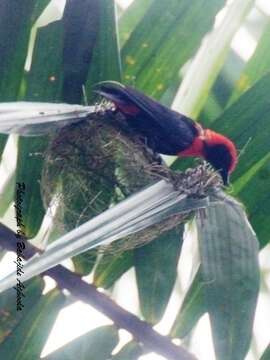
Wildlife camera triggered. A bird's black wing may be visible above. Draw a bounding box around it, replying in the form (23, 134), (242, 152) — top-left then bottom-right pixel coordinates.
(95, 81), (199, 154)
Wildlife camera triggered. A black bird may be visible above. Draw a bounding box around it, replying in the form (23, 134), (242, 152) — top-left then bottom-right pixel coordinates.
(95, 81), (237, 185)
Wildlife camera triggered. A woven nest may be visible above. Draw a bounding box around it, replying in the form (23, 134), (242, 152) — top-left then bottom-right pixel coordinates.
(41, 107), (222, 260)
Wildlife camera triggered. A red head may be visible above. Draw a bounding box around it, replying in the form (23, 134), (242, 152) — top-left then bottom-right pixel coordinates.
(179, 127), (237, 185)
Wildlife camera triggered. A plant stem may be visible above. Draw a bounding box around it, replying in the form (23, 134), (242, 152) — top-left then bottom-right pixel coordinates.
(0, 222), (197, 360)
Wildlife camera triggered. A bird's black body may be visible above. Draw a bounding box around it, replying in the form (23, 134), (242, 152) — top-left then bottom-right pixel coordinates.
(96, 81), (238, 185)
(96, 82), (199, 155)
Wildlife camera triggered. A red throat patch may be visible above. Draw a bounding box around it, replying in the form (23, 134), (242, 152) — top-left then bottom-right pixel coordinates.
(117, 103), (140, 116)
(178, 136), (205, 158)
(178, 129), (238, 174)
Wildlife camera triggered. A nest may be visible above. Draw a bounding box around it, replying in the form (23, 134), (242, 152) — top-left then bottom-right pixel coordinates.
(41, 107), (222, 264)
(101, 162), (222, 254)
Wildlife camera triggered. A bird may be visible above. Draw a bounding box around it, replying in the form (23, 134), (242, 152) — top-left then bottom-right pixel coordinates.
(95, 81), (237, 185)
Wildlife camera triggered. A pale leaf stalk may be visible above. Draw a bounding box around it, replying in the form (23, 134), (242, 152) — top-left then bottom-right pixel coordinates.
(0, 180), (209, 294)
(0, 102), (95, 135)
(172, 0), (255, 118)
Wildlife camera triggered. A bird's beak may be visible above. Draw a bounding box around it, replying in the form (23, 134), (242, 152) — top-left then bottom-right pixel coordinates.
(221, 170), (229, 186)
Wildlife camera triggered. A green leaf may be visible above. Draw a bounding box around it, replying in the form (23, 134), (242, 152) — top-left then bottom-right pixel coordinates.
(44, 325), (119, 360)
(122, 0), (225, 98)
(213, 74), (270, 181)
(171, 0), (254, 118)
(24, 20), (64, 102)
(196, 192), (260, 360)
(0, 0), (48, 101)
(0, 165), (16, 218)
(72, 251), (97, 277)
(119, 0), (153, 47)
(14, 19), (65, 238)
(200, 91), (224, 124)
(134, 226), (184, 324)
(0, 288), (65, 360)
(0, 278), (44, 344)
(15, 137), (48, 238)
(236, 154), (270, 248)
(94, 251), (134, 289)
(112, 340), (143, 360)
(170, 269), (206, 339)
(86, 0), (122, 98)
(61, 0), (100, 103)
(261, 344), (270, 360)
(210, 73), (270, 246)
(0, 1), (51, 221)
(0, 135), (8, 160)
(229, 20), (270, 105)
(31, 0), (51, 24)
